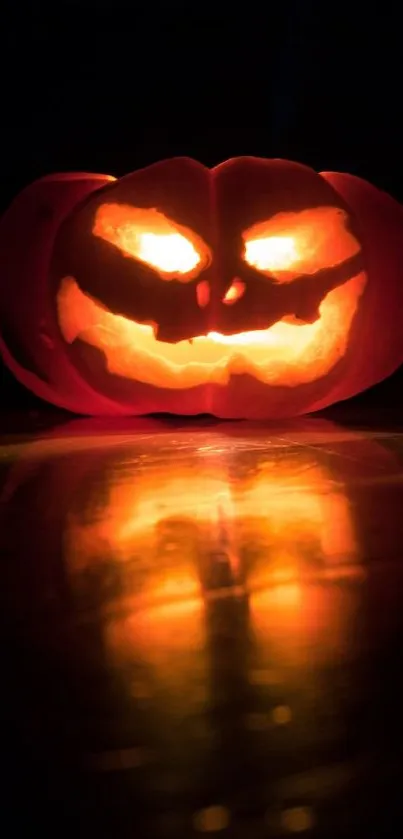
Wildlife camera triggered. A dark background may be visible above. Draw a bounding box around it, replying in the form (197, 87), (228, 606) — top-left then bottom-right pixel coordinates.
(1, 1), (402, 418)
(2, 8), (403, 838)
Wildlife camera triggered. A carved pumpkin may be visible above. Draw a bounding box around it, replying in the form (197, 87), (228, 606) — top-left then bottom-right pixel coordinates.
(1, 158), (403, 418)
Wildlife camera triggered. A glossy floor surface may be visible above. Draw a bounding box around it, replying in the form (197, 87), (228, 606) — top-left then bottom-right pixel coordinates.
(1, 415), (403, 837)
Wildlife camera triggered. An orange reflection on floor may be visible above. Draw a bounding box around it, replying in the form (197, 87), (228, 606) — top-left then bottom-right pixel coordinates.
(250, 577), (361, 671)
(105, 596), (206, 710)
(64, 452), (358, 589)
(60, 441), (363, 702)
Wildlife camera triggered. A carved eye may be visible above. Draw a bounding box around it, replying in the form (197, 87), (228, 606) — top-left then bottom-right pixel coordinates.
(243, 206), (361, 283)
(93, 203), (211, 281)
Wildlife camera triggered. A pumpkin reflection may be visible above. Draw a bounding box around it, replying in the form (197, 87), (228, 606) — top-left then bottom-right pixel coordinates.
(65, 454), (358, 589)
(64, 447), (361, 689)
(250, 579), (361, 675)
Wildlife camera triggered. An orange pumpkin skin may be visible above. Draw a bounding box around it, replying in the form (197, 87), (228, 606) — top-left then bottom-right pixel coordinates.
(1, 158), (403, 418)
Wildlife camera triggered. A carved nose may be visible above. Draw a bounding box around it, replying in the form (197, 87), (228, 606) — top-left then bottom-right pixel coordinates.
(196, 278), (246, 310)
(196, 279), (210, 308)
(222, 278), (246, 305)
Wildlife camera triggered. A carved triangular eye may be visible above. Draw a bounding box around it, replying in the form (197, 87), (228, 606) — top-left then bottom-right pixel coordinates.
(243, 206), (361, 283)
(93, 203), (211, 282)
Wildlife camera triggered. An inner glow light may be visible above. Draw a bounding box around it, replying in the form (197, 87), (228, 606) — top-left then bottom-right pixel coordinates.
(243, 206), (361, 282)
(245, 236), (298, 272)
(134, 232), (200, 274)
(223, 278), (246, 305)
(93, 203), (211, 280)
(58, 271), (366, 389)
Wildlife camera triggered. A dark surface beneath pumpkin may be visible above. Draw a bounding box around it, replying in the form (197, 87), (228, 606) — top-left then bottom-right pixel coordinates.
(1, 411), (403, 839)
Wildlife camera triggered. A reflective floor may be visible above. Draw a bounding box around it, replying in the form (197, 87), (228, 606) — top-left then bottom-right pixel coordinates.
(1, 415), (403, 837)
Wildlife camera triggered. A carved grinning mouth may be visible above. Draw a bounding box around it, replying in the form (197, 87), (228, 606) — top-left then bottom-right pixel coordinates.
(57, 272), (367, 389)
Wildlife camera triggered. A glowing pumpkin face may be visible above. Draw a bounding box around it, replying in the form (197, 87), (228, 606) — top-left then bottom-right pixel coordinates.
(1, 158), (403, 417)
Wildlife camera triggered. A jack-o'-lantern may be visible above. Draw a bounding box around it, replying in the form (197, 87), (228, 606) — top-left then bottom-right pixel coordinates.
(2, 159), (403, 418)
